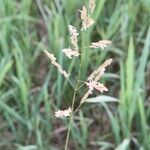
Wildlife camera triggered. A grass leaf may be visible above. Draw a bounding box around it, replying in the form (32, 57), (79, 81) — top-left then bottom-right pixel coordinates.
(86, 95), (119, 103)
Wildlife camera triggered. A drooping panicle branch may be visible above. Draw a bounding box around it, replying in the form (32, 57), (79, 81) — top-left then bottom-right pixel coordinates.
(44, 50), (70, 78)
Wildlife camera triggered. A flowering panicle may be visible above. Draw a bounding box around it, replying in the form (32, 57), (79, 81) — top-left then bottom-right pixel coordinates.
(80, 6), (94, 31)
(45, 0), (113, 118)
(63, 25), (80, 59)
(89, 0), (95, 13)
(86, 80), (108, 94)
(90, 40), (112, 49)
(68, 25), (79, 51)
(88, 59), (113, 81)
(55, 107), (72, 118)
(80, 81), (108, 105)
(80, 59), (112, 104)
(44, 50), (70, 78)
(62, 48), (79, 59)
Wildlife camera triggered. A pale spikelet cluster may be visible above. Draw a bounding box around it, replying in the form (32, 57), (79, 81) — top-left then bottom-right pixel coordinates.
(80, 6), (94, 31)
(68, 25), (79, 51)
(62, 48), (79, 59)
(44, 50), (70, 78)
(55, 107), (72, 118)
(89, 0), (95, 13)
(88, 59), (113, 81)
(90, 40), (112, 49)
(80, 59), (112, 104)
(62, 25), (80, 58)
(86, 80), (108, 94)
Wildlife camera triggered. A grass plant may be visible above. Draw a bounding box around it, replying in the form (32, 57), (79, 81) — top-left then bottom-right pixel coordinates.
(0, 0), (150, 149)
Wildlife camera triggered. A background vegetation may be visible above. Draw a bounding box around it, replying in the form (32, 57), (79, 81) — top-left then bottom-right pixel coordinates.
(0, 0), (150, 149)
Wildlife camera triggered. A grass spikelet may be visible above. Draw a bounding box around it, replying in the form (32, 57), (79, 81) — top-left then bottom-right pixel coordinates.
(80, 6), (94, 31)
(62, 48), (80, 59)
(55, 107), (72, 118)
(44, 50), (70, 78)
(68, 25), (79, 51)
(90, 40), (112, 49)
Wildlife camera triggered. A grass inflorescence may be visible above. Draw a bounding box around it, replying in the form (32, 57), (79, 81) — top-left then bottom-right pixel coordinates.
(0, 0), (150, 149)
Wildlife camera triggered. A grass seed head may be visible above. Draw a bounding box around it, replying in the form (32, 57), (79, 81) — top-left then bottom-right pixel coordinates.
(68, 25), (79, 51)
(44, 50), (70, 78)
(62, 48), (80, 59)
(90, 40), (112, 49)
(80, 6), (94, 31)
(88, 59), (113, 81)
(55, 107), (72, 118)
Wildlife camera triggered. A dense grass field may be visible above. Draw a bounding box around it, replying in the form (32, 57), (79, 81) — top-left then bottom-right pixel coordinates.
(0, 0), (150, 149)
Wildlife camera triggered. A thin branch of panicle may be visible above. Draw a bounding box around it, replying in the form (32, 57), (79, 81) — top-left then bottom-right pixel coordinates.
(44, 50), (70, 78)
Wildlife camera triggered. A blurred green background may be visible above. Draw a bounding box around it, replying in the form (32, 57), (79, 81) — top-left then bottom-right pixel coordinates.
(0, 0), (150, 149)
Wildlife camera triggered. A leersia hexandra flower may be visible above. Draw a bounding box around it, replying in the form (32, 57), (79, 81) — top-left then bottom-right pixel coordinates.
(44, 50), (56, 62)
(80, 6), (94, 31)
(90, 40), (112, 49)
(68, 25), (79, 51)
(80, 6), (87, 21)
(88, 58), (113, 81)
(80, 59), (113, 104)
(55, 107), (72, 118)
(85, 80), (108, 94)
(68, 25), (78, 37)
(80, 81), (108, 105)
(62, 48), (80, 59)
(44, 50), (70, 79)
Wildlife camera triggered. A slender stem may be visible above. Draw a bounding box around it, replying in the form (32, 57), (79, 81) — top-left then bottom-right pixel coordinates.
(64, 89), (77, 150)
(73, 103), (82, 115)
(64, 57), (82, 150)
(76, 82), (85, 90)
(77, 57), (82, 85)
(64, 117), (72, 150)
(68, 78), (76, 90)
